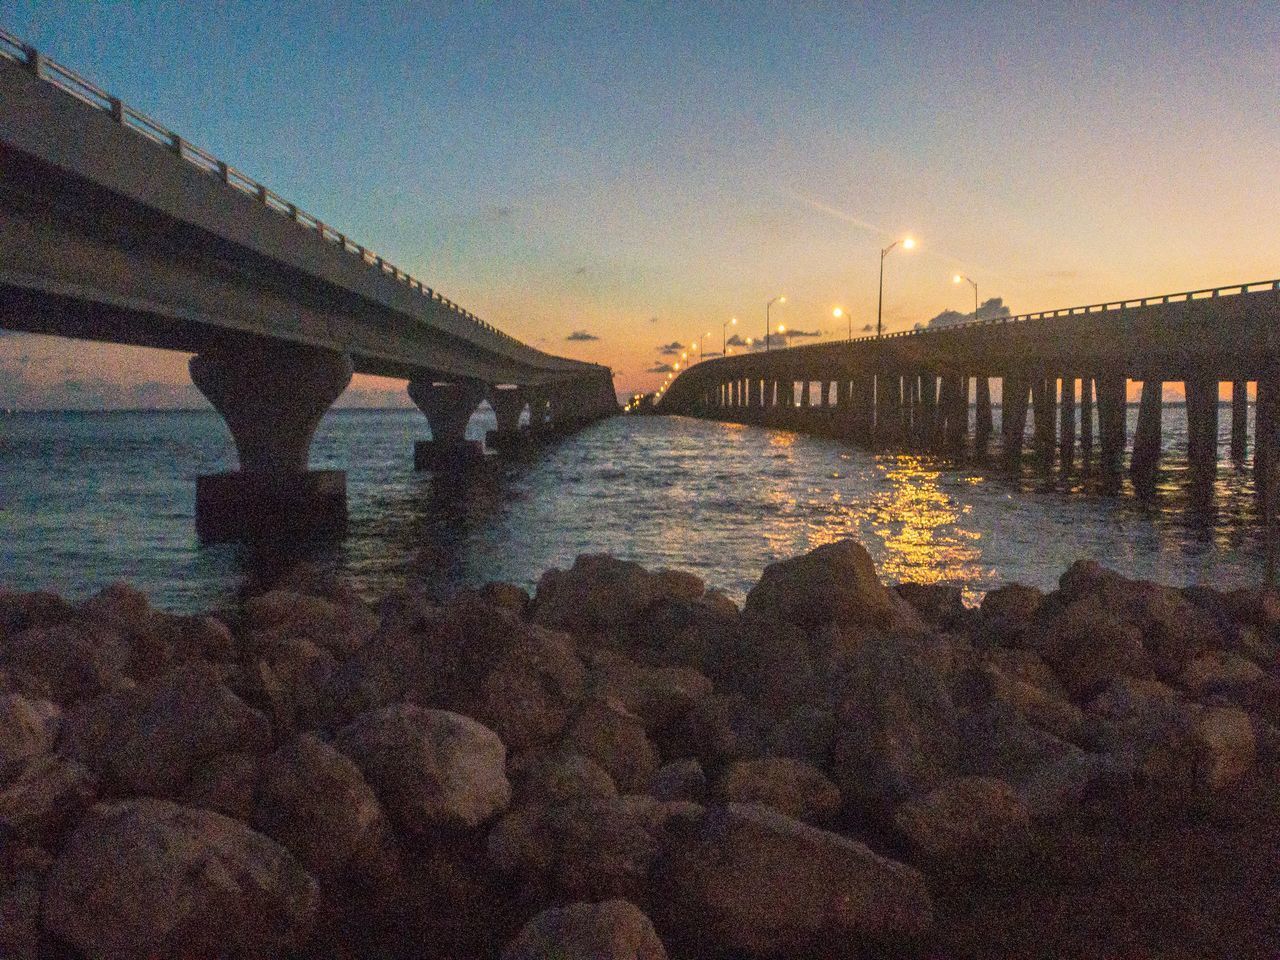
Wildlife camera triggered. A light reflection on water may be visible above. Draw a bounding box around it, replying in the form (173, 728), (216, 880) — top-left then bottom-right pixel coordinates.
(0, 407), (1269, 611)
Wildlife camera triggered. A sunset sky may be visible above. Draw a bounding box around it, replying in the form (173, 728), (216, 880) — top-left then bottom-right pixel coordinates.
(3, 1), (1278, 407)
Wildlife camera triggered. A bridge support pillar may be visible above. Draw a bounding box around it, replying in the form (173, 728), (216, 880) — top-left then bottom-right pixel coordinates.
(1001, 375), (1030, 469)
(1232, 380), (1249, 463)
(1059, 378), (1077, 475)
(941, 374), (967, 453)
(1130, 379), (1163, 497)
(1031, 377), (1056, 472)
(1080, 378), (1095, 471)
(189, 345), (353, 543)
(920, 374), (938, 446)
(1185, 373), (1219, 502)
(409, 379), (486, 470)
(1097, 374), (1127, 490)
(486, 385), (530, 451)
(974, 376), (993, 457)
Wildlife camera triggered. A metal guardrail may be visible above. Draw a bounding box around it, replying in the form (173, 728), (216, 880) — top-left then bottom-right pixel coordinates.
(0, 28), (545, 355)
(771, 278), (1280, 356)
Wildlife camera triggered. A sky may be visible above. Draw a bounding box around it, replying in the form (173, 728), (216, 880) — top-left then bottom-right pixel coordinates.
(2, 1), (1278, 408)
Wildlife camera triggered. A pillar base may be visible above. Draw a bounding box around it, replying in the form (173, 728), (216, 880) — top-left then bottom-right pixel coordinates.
(195, 470), (346, 544)
(414, 439), (485, 471)
(485, 429), (533, 451)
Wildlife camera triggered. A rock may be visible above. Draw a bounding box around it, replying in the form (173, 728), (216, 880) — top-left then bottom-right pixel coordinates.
(653, 803), (932, 955)
(647, 759), (707, 803)
(243, 590), (377, 661)
(336, 704), (511, 832)
(0, 754), (95, 843)
(0, 590), (74, 635)
(43, 798), (318, 959)
(977, 583), (1044, 643)
(0, 694), (60, 775)
(1179, 650), (1265, 696)
(895, 582), (966, 628)
(766, 704), (837, 767)
(960, 702), (1109, 820)
(0, 621), (131, 705)
(503, 900), (668, 960)
(1029, 594), (1151, 701)
(0, 847), (47, 960)
(893, 776), (1031, 873)
(80, 582), (156, 639)
(961, 660), (1086, 745)
(523, 751), (619, 804)
(653, 569), (705, 602)
(744, 539), (920, 634)
(830, 630), (960, 811)
(1192, 706), (1256, 791)
(183, 752), (260, 821)
(240, 641), (337, 735)
(253, 734), (386, 878)
(717, 757), (841, 823)
(453, 582), (532, 616)
(106, 662), (271, 797)
(561, 698), (660, 793)
(618, 594), (741, 674)
(652, 692), (745, 767)
(532, 555), (665, 635)
(488, 793), (686, 902)
(588, 651), (713, 730)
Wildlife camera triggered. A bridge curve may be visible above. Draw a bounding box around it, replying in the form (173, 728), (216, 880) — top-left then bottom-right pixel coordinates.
(0, 31), (617, 541)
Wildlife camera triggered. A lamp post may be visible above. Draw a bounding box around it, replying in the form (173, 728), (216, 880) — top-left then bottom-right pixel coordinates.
(953, 273), (978, 319)
(779, 324), (790, 349)
(877, 237), (915, 338)
(833, 307), (851, 340)
(766, 296), (785, 351)
(723, 317), (737, 355)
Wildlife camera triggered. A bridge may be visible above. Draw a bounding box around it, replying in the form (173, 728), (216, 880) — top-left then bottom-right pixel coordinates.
(0, 31), (617, 541)
(658, 278), (1280, 506)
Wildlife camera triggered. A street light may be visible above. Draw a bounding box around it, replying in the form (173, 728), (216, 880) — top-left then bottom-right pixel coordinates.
(723, 316), (738, 355)
(833, 306), (851, 340)
(778, 323), (790, 349)
(877, 237), (915, 339)
(766, 296), (785, 351)
(953, 273), (978, 319)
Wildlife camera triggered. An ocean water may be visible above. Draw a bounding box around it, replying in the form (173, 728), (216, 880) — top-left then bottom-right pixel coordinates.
(0, 405), (1269, 612)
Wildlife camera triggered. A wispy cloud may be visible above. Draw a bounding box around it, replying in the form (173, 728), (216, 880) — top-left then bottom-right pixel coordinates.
(656, 341), (683, 355)
(566, 330), (600, 341)
(647, 362), (675, 373)
(781, 188), (885, 237)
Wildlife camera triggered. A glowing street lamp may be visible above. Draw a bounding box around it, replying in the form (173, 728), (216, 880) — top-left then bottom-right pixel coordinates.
(833, 306), (852, 340)
(766, 296), (785, 351)
(778, 324), (790, 349)
(877, 236), (915, 339)
(723, 316), (737, 355)
(953, 273), (978, 319)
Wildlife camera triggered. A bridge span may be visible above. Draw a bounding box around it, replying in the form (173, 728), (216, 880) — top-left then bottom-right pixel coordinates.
(658, 278), (1280, 507)
(0, 32), (616, 541)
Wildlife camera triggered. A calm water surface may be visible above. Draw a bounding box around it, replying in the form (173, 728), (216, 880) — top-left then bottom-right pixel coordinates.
(0, 407), (1268, 611)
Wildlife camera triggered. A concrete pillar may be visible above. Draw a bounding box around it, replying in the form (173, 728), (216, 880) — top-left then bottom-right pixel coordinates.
(1096, 374), (1127, 489)
(1031, 377), (1056, 471)
(800, 380), (811, 408)
(189, 345), (352, 542)
(486, 385), (528, 450)
(1130, 378), (1162, 496)
(409, 378), (486, 469)
(1001, 375), (1030, 468)
(850, 376), (874, 445)
(974, 376), (993, 457)
(1058, 378), (1077, 475)
(1232, 380), (1249, 463)
(920, 374), (938, 445)
(1185, 373), (1219, 500)
(943, 375), (967, 452)
(1079, 377), (1095, 470)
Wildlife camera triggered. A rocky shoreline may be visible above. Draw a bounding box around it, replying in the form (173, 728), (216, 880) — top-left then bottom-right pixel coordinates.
(2, 542), (1278, 959)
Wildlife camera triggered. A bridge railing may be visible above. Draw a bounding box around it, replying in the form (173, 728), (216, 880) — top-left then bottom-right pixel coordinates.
(0, 29), (563, 359)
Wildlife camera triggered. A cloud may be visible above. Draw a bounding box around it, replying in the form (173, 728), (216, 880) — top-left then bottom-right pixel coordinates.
(647, 362), (675, 373)
(648, 316), (659, 324)
(566, 330), (600, 341)
(657, 341), (683, 355)
(925, 296), (1011, 329)
(787, 329), (822, 339)
(701, 351), (723, 358)
(726, 334), (750, 347)
(862, 323), (874, 332)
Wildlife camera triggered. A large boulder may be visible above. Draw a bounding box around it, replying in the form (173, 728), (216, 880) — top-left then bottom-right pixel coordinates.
(183, 752), (260, 822)
(892, 776), (1031, 873)
(532, 555), (667, 635)
(1028, 594), (1151, 701)
(1178, 650), (1265, 696)
(1192, 706), (1256, 791)
(253, 734), (387, 878)
(586, 651), (713, 730)
(243, 590), (377, 661)
(336, 704), (511, 833)
(717, 757), (841, 823)
(653, 804), (932, 955)
(42, 799), (318, 959)
(0, 590), (74, 635)
(560, 698), (661, 793)
(744, 540), (919, 635)
(105, 662), (272, 797)
(830, 631), (961, 812)
(0, 621), (131, 706)
(503, 900), (668, 960)
(0, 694), (61, 775)
(0, 754), (96, 844)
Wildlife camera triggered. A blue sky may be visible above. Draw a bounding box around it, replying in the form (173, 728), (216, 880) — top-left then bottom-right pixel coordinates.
(2, 1), (1278, 405)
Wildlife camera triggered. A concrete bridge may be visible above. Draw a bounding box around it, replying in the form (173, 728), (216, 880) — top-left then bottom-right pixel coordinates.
(659, 278), (1280, 507)
(0, 32), (616, 541)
